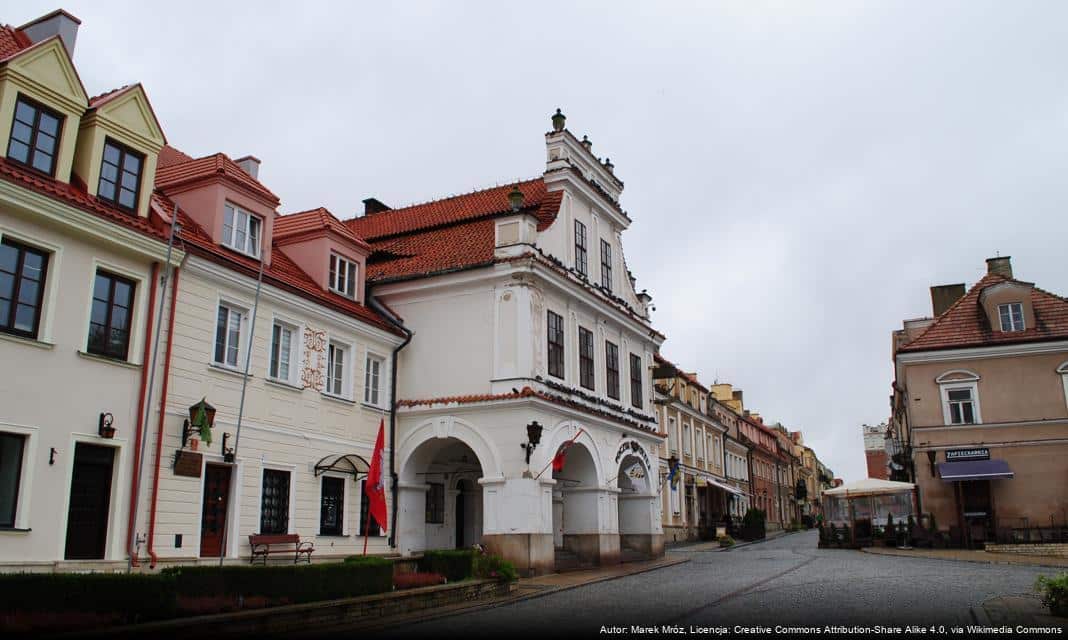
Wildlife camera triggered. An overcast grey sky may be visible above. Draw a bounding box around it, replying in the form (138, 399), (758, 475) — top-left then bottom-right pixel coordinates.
(19, 1), (1066, 481)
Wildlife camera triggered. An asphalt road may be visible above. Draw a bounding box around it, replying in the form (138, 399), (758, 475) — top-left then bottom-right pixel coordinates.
(383, 530), (1058, 636)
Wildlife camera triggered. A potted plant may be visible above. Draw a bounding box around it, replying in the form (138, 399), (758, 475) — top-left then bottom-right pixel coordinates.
(717, 534), (735, 548)
(1035, 573), (1068, 618)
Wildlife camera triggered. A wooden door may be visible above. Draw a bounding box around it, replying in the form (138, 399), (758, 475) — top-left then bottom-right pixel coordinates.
(200, 464), (232, 557)
(64, 443), (115, 560)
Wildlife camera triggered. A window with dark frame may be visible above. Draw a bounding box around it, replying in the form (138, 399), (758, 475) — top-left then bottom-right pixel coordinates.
(547, 310), (564, 379)
(7, 95), (63, 176)
(0, 237), (49, 339)
(605, 340), (620, 400)
(319, 476), (344, 536)
(425, 483), (444, 524)
(579, 326), (594, 390)
(87, 271), (135, 360)
(97, 138), (143, 212)
(629, 353), (643, 409)
(259, 469), (290, 534)
(329, 254), (357, 299)
(360, 479), (382, 536)
(600, 239), (612, 291)
(0, 432), (25, 528)
(574, 220), (588, 277)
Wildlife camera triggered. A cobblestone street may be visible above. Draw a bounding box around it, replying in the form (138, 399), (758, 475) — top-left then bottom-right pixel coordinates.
(385, 531), (1065, 636)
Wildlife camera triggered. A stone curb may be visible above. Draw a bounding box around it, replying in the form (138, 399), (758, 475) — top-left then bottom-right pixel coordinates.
(666, 529), (801, 554)
(859, 547), (1068, 570)
(353, 556), (692, 633)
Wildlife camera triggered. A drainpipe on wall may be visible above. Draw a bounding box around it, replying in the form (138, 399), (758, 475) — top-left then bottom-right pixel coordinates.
(125, 261), (159, 569)
(146, 267), (181, 568)
(366, 294), (413, 549)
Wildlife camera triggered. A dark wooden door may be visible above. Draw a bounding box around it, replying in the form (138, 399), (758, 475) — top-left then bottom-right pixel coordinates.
(200, 464), (232, 557)
(64, 443), (115, 560)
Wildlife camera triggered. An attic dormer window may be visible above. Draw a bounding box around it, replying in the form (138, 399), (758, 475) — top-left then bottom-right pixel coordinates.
(998, 302), (1024, 332)
(7, 95), (63, 176)
(97, 139), (143, 212)
(222, 203), (262, 258)
(329, 254), (357, 299)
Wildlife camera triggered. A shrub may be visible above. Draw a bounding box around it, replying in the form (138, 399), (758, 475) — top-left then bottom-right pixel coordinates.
(419, 550), (477, 582)
(740, 508), (767, 540)
(1036, 573), (1068, 617)
(927, 513), (938, 535)
(717, 535), (735, 547)
(163, 559), (392, 604)
(474, 554), (518, 583)
(394, 572), (446, 590)
(0, 572), (176, 625)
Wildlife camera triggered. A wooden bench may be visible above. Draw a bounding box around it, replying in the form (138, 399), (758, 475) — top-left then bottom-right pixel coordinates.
(248, 534), (314, 565)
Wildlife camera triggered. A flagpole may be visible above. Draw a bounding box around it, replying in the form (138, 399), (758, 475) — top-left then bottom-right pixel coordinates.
(534, 427), (585, 480)
(218, 248), (266, 568)
(362, 497), (371, 556)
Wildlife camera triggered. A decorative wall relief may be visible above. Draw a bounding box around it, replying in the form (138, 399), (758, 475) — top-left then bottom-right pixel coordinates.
(301, 327), (327, 391)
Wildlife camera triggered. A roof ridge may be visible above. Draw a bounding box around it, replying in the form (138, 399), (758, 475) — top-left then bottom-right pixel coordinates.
(902, 273), (1003, 349)
(348, 176), (543, 221)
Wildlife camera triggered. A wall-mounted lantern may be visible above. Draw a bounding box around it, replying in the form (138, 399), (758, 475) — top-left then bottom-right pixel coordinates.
(222, 432), (235, 463)
(98, 412), (116, 439)
(182, 398), (216, 448)
(521, 420), (543, 464)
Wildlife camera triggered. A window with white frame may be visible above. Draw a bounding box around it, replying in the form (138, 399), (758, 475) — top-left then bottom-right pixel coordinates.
(213, 303), (245, 367)
(696, 429), (704, 460)
(269, 321), (296, 382)
(326, 341), (349, 398)
(937, 371), (981, 425)
(998, 303), (1024, 332)
(222, 203), (262, 258)
(668, 417), (677, 454)
(0, 432), (26, 528)
(1059, 362), (1068, 411)
(329, 253), (357, 299)
(364, 353), (384, 406)
(683, 423), (691, 455)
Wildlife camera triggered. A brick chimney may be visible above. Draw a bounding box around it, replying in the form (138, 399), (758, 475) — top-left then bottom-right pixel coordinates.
(930, 283), (966, 316)
(235, 155), (260, 180)
(986, 256), (1013, 279)
(363, 198), (391, 216)
(19, 10), (81, 55)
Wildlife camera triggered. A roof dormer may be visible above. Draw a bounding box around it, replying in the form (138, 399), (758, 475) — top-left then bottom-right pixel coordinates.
(979, 280), (1034, 333)
(72, 84), (165, 219)
(274, 207), (371, 303)
(0, 30), (88, 184)
(156, 152), (280, 265)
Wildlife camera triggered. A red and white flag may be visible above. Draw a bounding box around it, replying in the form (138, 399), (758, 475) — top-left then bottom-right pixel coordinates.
(365, 419), (388, 533)
(551, 428), (585, 472)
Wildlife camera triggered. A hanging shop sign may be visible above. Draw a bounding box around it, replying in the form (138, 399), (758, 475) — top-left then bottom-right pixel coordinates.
(945, 448), (990, 462)
(174, 450), (203, 478)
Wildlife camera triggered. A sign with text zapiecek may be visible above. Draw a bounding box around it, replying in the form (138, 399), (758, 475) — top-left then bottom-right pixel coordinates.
(945, 448), (990, 462)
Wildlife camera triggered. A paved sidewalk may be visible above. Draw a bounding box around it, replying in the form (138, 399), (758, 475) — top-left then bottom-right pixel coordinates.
(861, 546), (1068, 569)
(352, 554), (690, 633)
(972, 594), (1067, 629)
(667, 528), (795, 553)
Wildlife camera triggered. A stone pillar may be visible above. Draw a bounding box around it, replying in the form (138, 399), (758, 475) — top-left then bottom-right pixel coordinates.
(619, 492), (665, 558)
(396, 483), (429, 556)
(560, 487), (621, 566)
(478, 476), (556, 576)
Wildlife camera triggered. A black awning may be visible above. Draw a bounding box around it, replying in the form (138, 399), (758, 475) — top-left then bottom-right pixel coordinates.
(937, 459), (1013, 482)
(314, 454), (370, 478)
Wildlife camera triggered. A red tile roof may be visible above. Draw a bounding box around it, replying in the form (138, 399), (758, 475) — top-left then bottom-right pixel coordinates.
(397, 386), (662, 436)
(350, 181), (562, 282)
(157, 145), (194, 169)
(0, 24), (31, 59)
(89, 84), (133, 107)
(275, 207), (371, 252)
(0, 157), (170, 242)
(154, 193), (403, 337)
(900, 273), (1068, 352)
(346, 178), (555, 241)
(156, 153), (279, 205)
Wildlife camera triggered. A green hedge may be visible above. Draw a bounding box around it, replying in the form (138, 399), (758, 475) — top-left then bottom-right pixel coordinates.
(0, 572), (176, 621)
(474, 554), (518, 583)
(163, 558), (393, 603)
(419, 550), (476, 582)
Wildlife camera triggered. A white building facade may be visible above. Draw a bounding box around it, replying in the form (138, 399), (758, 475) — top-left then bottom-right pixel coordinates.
(350, 111), (665, 575)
